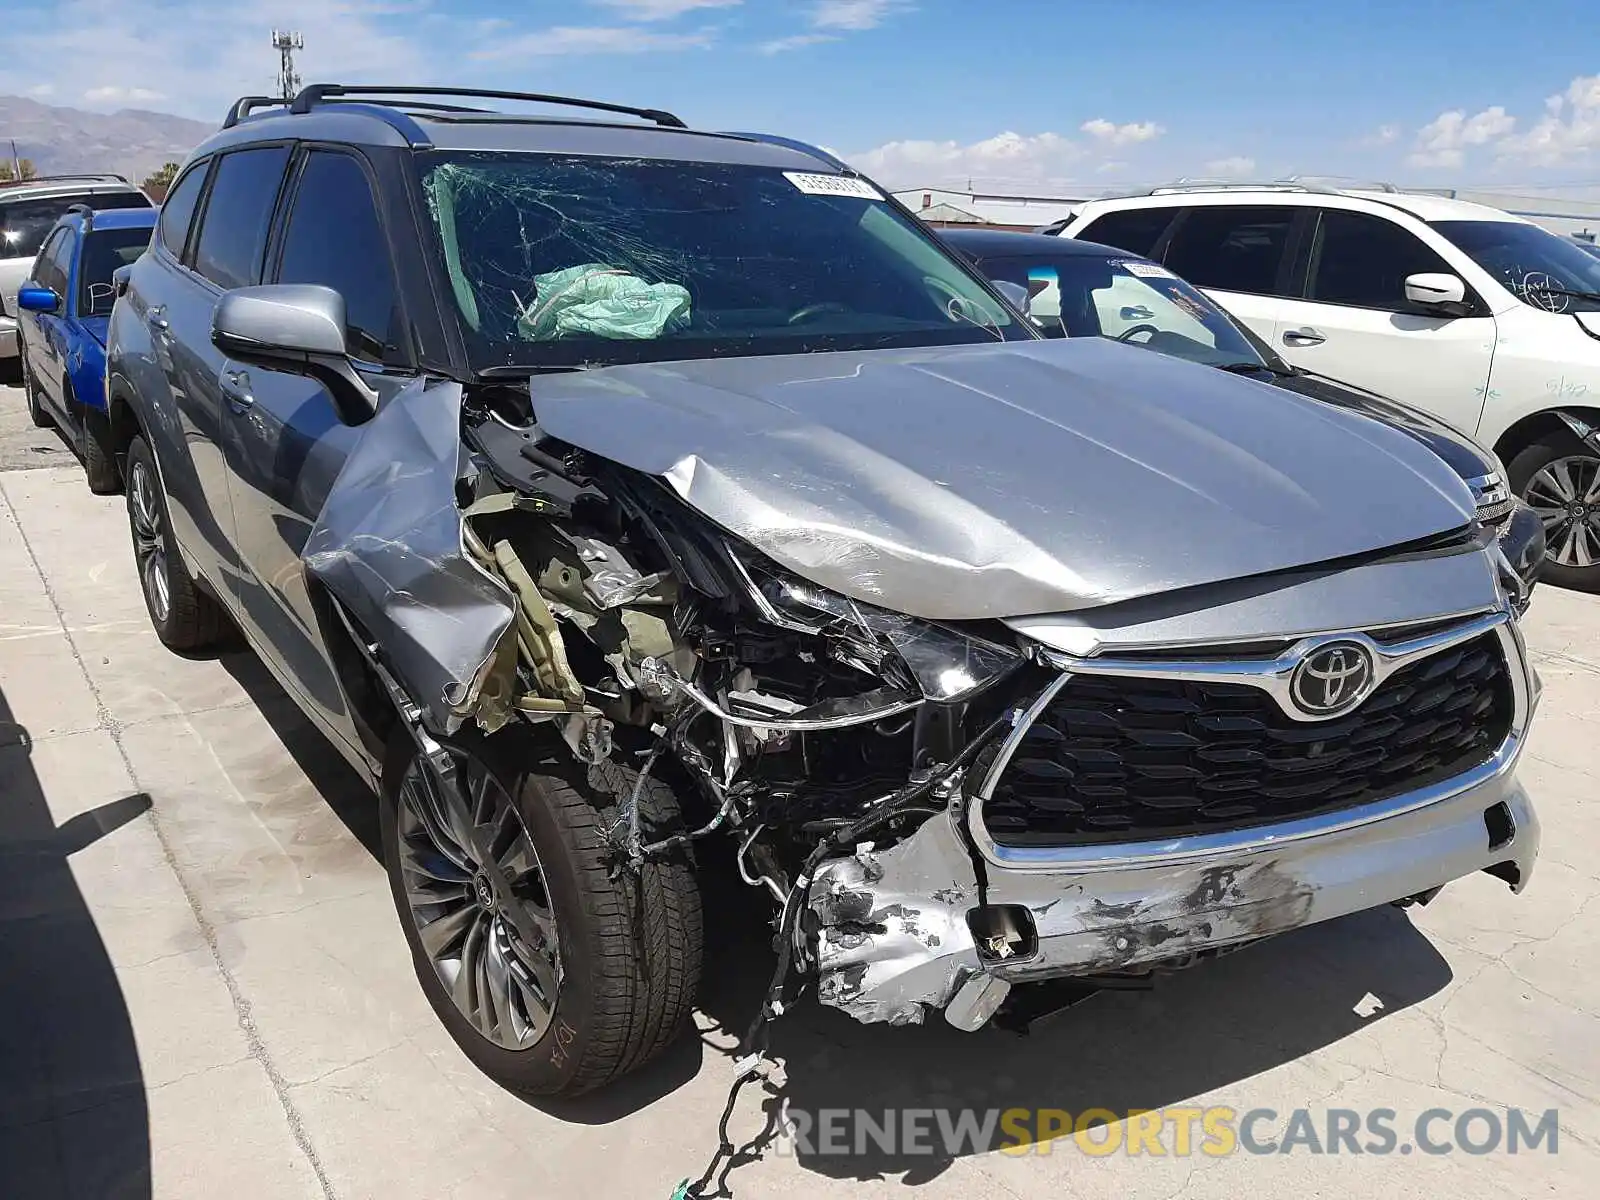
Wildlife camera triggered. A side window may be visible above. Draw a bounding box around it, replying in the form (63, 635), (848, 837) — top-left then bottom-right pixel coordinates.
(47, 231), (77, 294)
(1307, 209), (1456, 311)
(1162, 206), (1297, 297)
(274, 151), (404, 363)
(30, 230), (64, 290)
(192, 146), (292, 290)
(158, 163), (209, 259)
(1074, 207), (1179, 257)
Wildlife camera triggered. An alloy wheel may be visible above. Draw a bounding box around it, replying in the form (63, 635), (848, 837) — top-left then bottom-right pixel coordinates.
(396, 750), (562, 1051)
(1525, 454), (1600, 569)
(128, 459), (171, 623)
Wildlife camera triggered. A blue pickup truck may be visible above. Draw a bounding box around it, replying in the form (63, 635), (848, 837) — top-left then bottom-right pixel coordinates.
(16, 205), (159, 492)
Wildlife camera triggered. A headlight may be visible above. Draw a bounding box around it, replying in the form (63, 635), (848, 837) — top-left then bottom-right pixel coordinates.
(728, 548), (1023, 703)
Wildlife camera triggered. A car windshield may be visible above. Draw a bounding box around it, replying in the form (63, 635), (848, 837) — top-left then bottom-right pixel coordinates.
(0, 191), (150, 260)
(1433, 219), (1600, 312)
(970, 249), (1265, 368)
(417, 152), (1027, 371)
(79, 225), (153, 316)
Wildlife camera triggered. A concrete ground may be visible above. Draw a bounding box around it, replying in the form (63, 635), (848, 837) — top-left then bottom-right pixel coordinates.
(2, 378), (1597, 1198)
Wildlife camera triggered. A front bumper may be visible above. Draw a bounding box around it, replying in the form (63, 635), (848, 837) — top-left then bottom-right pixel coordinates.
(809, 617), (1542, 1029)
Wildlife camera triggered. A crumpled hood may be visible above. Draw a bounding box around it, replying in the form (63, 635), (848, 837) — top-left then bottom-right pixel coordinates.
(529, 338), (1477, 620)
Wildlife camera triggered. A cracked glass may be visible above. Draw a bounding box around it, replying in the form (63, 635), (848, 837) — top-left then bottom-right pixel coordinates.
(417, 152), (1026, 371)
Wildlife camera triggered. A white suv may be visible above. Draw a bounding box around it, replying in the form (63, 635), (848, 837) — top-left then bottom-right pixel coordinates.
(1055, 182), (1600, 590)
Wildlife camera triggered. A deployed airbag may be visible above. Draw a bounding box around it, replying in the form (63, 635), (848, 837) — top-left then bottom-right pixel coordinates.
(520, 263), (691, 341)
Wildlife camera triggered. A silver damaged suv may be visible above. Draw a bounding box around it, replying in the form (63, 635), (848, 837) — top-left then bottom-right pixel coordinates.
(104, 86), (1541, 1097)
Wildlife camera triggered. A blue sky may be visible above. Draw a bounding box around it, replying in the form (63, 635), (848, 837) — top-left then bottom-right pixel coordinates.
(3, 0), (1598, 194)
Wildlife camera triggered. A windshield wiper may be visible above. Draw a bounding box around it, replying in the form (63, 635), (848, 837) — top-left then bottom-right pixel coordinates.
(476, 363), (595, 379)
(1217, 360), (1297, 377)
(1524, 285), (1600, 304)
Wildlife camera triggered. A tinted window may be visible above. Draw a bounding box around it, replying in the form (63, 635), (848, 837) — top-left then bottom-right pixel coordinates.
(1074, 207), (1178, 257)
(1309, 210), (1454, 310)
(30, 229), (65, 291)
(159, 163), (209, 258)
(47, 229), (76, 293)
(193, 146), (291, 290)
(1, 191), (141, 260)
(80, 226), (155, 315)
(275, 152), (402, 362)
(1163, 206), (1296, 296)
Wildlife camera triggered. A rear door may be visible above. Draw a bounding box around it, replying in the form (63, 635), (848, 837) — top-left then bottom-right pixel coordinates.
(1268, 208), (1496, 432)
(21, 228), (68, 399)
(1157, 204), (1305, 348)
(221, 146), (410, 733)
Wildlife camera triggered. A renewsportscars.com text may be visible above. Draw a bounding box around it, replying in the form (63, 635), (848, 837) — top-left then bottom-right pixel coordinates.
(775, 1105), (1561, 1158)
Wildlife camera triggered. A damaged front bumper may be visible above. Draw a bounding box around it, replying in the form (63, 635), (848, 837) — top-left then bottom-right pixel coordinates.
(809, 619), (1543, 1030)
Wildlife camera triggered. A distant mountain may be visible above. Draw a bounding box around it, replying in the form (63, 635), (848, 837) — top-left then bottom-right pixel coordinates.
(0, 95), (213, 186)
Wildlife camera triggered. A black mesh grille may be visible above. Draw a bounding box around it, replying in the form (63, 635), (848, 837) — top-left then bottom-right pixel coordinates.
(983, 632), (1513, 846)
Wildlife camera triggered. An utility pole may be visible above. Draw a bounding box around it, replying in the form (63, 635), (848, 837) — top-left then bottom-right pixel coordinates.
(271, 30), (304, 100)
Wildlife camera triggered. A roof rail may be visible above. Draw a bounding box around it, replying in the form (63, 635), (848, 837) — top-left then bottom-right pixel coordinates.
(0, 172), (132, 189)
(222, 96), (291, 128)
(65, 201), (95, 233)
(1280, 173), (1400, 193)
(718, 131), (849, 171)
(288, 84), (687, 129)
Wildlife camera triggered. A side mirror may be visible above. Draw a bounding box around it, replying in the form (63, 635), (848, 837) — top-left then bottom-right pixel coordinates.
(16, 284), (60, 314)
(212, 284), (376, 423)
(112, 264), (133, 298)
(1404, 272), (1469, 314)
(991, 280), (1031, 313)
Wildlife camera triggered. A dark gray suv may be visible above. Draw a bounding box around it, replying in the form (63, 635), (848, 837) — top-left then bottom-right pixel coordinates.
(106, 86), (1542, 1098)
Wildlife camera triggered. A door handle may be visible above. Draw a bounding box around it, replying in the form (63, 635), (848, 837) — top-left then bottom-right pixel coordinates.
(1282, 327), (1326, 347)
(221, 368), (255, 413)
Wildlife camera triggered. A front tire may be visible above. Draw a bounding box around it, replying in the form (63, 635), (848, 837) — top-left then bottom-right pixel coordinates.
(1508, 438), (1600, 593)
(381, 725), (702, 1097)
(125, 436), (225, 649)
(19, 346), (50, 428)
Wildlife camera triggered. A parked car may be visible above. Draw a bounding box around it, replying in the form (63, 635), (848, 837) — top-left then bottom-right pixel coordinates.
(1, 175), (152, 363)
(1051, 182), (1600, 589)
(15, 205), (159, 491)
(941, 226), (1546, 594)
(1574, 239), (1600, 261)
(107, 86), (1540, 1097)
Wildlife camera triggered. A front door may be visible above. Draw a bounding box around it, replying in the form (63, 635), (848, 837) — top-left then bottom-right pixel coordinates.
(220, 147), (409, 740)
(1268, 208), (1497, 434)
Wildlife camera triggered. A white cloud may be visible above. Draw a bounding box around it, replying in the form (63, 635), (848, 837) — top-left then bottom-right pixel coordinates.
(1080, 117), (1164, 147)
(1205, 155), (1256, 177)
(472, 25), (712, 60)
(848, 130), (1084, 190)
(812, 0), (911, 30)
(591, 0), (741, 19)
(759, 33), (838, 53)
(1499, 74), (1600, 165)
(1407, 105), (1515, 168)
(83, 85), (166, 105)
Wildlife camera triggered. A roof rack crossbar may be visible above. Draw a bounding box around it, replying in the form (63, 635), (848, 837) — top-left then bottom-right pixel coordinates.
(289, 84), (687, 129)
(222, 96), (291, 128)
(318, 97), (495, 115)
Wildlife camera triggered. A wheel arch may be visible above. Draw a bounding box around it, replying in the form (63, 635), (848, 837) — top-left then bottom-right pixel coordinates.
(1492, 406), (1600, 474)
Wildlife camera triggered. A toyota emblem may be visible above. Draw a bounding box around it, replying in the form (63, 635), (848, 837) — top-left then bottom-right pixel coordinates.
(1289, 641), (1375, 717)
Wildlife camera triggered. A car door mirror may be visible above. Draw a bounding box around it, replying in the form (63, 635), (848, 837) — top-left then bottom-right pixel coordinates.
(991, 280), (1031, 314)
(1404, 272), (1469, 314)
(212, 284), (376, 424)
(16, 284), (60, 313)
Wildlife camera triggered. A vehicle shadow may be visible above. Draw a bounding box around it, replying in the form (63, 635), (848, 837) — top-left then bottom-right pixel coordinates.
(634, 865), (1455, 1190)
(0, 686), (154, 1199)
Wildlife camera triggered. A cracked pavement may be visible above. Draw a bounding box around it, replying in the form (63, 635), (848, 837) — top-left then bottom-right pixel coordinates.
(2, 411), (1598, 1196)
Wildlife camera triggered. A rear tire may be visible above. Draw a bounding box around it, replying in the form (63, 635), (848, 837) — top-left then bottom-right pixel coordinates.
(1508, 438), (1600, 594)
(71, 379), (121, 494)
(381, 725), (702, 1097)
(19, 346), (50, 428)
(125, 435), (225, 649)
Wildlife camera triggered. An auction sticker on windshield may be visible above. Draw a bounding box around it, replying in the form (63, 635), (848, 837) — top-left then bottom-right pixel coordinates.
(784, 171), (885, 201)
(1117, 260), (1176, 279)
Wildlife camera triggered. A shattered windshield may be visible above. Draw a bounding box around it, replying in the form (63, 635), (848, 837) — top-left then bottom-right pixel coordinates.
(1433, 219), (1600, 313)
(417, 152), (1027, 371)
(973, 250), (1263, 367)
